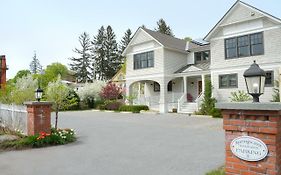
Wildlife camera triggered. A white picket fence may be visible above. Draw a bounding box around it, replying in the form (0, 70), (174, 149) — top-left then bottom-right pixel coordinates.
(0, 104), (28, 135)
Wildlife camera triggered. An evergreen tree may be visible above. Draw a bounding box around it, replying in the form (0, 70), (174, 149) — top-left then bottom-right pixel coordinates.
(104, 26), (120, 80)
(155, 18), (174, 36)
(29, 51), (42, 74)
(69, 32), (92, 83)
(119, 29), (132, 53)
(92, 26), (106, 80)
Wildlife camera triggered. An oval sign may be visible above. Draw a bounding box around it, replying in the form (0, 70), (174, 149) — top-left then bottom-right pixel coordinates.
(230, 136), (268, 162)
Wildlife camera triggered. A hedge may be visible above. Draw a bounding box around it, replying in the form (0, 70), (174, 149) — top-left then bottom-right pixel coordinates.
(119, 105), (149, 113)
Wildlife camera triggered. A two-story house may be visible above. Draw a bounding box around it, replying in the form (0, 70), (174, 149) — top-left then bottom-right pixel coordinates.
(123, 1), (281, 113)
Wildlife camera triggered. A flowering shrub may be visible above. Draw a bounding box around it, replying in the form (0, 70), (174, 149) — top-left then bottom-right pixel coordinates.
(100, 82), (122, 100)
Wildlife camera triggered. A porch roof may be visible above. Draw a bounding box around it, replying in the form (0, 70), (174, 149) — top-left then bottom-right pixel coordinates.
(174, 62), (210, 74)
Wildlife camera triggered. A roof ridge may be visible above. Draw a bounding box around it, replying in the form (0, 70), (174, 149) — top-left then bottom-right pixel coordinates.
(141, 27), (186, 42)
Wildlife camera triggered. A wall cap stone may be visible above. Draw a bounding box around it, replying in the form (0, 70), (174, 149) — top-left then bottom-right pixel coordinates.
(216, 102), (281, 111)
(24, 101), (53, 106)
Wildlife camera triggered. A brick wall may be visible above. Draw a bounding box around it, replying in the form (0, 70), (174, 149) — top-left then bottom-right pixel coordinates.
(222, 109), (281, 175)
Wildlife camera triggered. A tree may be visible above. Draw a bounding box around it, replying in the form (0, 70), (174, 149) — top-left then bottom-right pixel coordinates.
(104, 26), (121, 80)
(100, 82), (122, 100)
(119, 29), (132, 54)
(77, 81), (106, 108)
(46, 77), (78, 129)
(10, 74), (38, 104)
(199, 76), (221, 118)
(41, 63), (69, 88)
(155, 18), (174, 36)
(69, 32), (92, 83)
(29, 51), (42, 74)
(183, 37), (192, 42)
(11, 70), (31, 83)
(92, 26), (106, 80)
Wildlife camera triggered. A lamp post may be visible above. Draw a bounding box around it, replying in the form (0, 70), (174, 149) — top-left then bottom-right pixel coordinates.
(243, 60), (266, 102)
(35, 88), (43, 102)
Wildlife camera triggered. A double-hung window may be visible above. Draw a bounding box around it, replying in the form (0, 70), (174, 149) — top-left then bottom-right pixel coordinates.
(133, 51), (154, 69)
(225, 32), (264, 59)
(219, 74), (238, 88)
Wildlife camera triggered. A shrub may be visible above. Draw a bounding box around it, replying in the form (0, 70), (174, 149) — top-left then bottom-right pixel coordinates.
(272, 80), (280, 102)
(104, 100), (124, 110)
(199, 76), (222, 118)
(119, 105), (149, 113)
(230, 90), (251, 102)
(100, 82), (122, 100)
(64, 89), (80, 110)
(93, 100), (105, 109)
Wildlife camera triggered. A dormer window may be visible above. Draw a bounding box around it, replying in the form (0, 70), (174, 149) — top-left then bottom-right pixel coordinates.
(225, 32), (264, 59)
(194, 50), (210, 64)
(134, 51), (154, 69)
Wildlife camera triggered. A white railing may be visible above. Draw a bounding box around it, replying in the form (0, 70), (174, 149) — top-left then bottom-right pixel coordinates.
(177, 93), (187, 112)
(195, 92), (204, 110)
(0, 103), (27, 135)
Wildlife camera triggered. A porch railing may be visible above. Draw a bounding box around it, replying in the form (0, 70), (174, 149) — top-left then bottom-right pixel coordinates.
(195, 92), (204, 110)
(177, 93), (187, 112)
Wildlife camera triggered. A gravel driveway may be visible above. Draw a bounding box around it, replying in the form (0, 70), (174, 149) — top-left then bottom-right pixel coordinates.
(0, 111), (224, 175)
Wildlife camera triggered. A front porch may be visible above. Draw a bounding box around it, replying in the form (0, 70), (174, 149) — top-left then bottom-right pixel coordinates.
(128, 74), (209, 113)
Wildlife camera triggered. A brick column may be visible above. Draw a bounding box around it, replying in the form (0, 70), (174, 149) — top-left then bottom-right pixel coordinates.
(24, 101), (52, 136)
(216, 103), (281, 175)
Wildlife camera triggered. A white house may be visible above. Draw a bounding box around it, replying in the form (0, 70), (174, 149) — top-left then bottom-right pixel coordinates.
(123, 1), (281, 113)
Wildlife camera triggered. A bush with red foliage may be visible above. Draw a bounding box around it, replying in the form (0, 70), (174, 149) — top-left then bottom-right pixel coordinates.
(100, 82), (122, 100)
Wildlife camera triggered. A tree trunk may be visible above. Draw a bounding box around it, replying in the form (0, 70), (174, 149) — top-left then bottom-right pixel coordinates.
(55, 109), (59, 129)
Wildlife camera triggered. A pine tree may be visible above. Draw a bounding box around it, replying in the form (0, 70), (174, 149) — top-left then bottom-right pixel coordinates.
(29, 51), (42, 74)
(69, 32), (92, 83)
(155, 18), (174, 36)
(104, 25), (120, 80)
(92, 26), (106, 80)
(119, 29), (132, 53)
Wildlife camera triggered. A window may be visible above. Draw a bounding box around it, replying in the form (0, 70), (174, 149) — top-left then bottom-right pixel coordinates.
(219, 74), (238, 88)
(167, 81), (173, 92)
(225, 38), (237, 59)
(238, 35), (250, 57)
(250, 33), (264, 55)
(154, 82), (160, 92)
(194, 50), (210, 63)
(265, 71), (273, 87)
(225, 32), (264, 59)
(133, 51), (154, 69)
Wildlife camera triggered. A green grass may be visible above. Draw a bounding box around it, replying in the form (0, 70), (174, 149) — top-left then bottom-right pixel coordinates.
(206, 166), (225, 175)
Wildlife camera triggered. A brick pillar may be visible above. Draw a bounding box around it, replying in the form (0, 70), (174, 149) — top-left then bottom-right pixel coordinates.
(216, 103), (281, 175)
(0, 55), (7, 90)
(24, 101), (52, 136)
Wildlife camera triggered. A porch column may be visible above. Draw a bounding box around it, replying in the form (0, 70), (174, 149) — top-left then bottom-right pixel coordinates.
(183, 76), (187, 94)
(159, 79), (168, 113)
(201, 74), (205, 94)
(138, 82), (141, 99)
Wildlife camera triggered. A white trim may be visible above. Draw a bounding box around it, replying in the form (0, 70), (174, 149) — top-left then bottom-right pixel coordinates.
(220, 16), (264, 27)
(205, 1), (281, 41)
(122, 28), (164, 56)
(211, 62), (281, 73)
(210, 25), (281, 41)
(126, 74), (164, 81)
(126, 47), (162, 56)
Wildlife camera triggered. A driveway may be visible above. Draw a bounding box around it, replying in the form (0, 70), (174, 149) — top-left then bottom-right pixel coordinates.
(0, 111), (224, 175)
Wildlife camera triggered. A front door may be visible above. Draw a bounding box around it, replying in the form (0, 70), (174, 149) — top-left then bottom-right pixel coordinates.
(198, 81), (202, 95)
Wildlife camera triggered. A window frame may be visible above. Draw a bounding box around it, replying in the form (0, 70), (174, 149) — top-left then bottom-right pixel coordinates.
(264, 71), (274, 87)
(133, 51), (154, 70)
(219, 73), (238, 89)
(194, 50), (210, 64)
(225, 32), (264, 59)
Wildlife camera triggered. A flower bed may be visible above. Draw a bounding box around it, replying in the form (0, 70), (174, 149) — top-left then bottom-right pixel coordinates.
(0, 128), (76, 150)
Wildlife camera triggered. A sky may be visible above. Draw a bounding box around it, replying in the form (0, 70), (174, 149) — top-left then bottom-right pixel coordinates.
(1, 0), (281, 79)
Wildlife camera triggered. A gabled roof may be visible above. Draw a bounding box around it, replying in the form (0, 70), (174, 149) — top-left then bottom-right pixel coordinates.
(122, 27), (187, 55)
(142, 28), (187, 52)
(204, 0), (281, 41)
(174, 62), (210, 74)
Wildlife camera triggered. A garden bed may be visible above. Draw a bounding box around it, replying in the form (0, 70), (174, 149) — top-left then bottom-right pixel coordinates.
(0, 128), (76, 151)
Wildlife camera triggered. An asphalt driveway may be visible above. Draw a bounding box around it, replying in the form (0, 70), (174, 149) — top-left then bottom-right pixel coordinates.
(0, 111), (224, 175)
